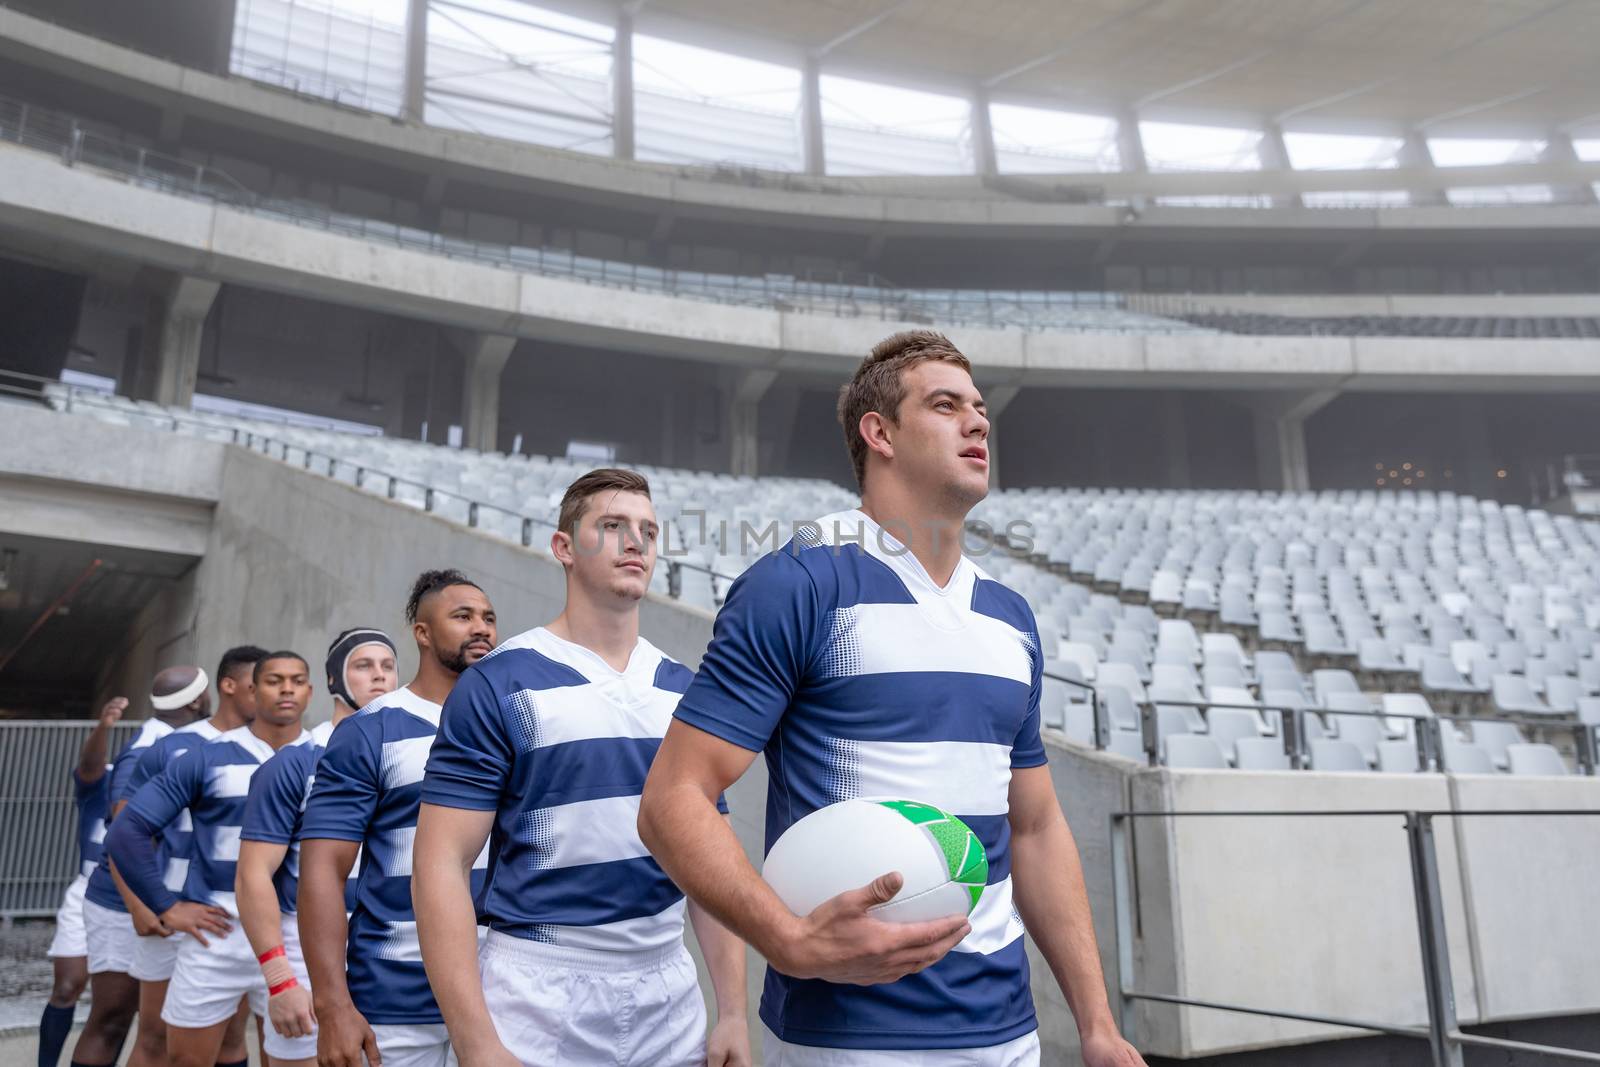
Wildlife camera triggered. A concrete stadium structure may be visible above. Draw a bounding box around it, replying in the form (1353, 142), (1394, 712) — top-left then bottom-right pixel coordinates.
(3, 1), (1600, 1063)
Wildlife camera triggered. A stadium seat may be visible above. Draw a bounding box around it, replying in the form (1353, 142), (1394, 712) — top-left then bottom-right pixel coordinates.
(1491, 674), (1551, 715)
(1465, 721), (1526, 771)
(1542, 676), (1581, 714)
(1312, 669), (1361, 707)
(1234, 737), (1291, 771)
(1164, 734), (1228, 769)
(1309, 739), (1368, 772)
(1506, 743), (1568, 777)
(1206, 708), (1264, 765)
(1441, 736), (1496, 774)
(1323, 692), (1381, 766)
(1376, 740), (1422, 774)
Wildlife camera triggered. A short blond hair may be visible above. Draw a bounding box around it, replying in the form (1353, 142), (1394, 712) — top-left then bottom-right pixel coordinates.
(836, 331), (972, 489)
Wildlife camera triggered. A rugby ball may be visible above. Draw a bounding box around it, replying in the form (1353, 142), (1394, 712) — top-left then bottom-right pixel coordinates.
(762, 798), (988, 923)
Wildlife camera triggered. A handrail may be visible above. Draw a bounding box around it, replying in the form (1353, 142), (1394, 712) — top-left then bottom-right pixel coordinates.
(14, 376), (740, 599)
(1110, 808), (1600, 1066)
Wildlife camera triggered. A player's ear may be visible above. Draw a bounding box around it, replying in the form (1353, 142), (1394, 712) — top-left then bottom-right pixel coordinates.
(860, 411), (894, 462)
(550, 529), (576, 567)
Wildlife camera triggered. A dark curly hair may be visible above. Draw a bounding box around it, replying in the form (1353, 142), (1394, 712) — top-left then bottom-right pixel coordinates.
(405, 569), (482, 624)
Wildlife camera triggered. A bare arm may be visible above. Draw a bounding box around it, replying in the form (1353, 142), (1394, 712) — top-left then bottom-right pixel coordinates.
(237, 839), (316, 1040)
(1008, 765), (1144, 1066)
(412, 803), (514, 1066)
(76, 698), (126, 782)
(638, 721), (969, 985)
(297, 838), (376, 1067)
(686, 819), (750, 1067)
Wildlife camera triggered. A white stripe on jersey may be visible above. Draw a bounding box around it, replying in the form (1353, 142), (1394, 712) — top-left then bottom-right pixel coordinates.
(535, 898), (688, 953)
(378, 920), (423, 963)
(826, 738), (1014, 816)
(208, 764), (256, 799)
(502, 683), (679, 751)
(210, 825), (242, 862)
(823, 602), (1034, 685)
(949, 876), (1025, 955)
(163, 857), (189, 892)
(521, 795), (651, 870)
(380, 734), (433, 791)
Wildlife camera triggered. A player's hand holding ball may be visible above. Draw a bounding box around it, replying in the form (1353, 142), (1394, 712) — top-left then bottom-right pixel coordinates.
(763, 799), (987, 985)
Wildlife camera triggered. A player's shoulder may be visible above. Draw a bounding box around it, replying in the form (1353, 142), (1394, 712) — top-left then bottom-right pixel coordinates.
(967, 560), (1038, 632)
(638, 637), (693, 695)
(460, 628), (592, 693)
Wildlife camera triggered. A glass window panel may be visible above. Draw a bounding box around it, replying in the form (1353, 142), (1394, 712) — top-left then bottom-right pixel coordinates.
(1283, 132), (1404, 170)
(820, 74), (971, 176)
(989, 102), (1119, 173)
(425, 0), (613, 153)
(231, 0), (407, 114)
(1427, 137), (1546, 167)
(633, 35), (801, 170)
(1140, 121), (1262, 171)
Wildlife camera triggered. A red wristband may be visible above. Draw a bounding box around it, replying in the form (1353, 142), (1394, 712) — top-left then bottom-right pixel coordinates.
(268, 976), (299, 997)
(257, 945), (286, 965)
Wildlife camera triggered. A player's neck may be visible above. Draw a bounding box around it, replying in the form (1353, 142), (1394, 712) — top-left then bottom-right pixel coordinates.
(249, 717), (303, 750)
(546, 597), (639, 674)
(210, 699), (246, 733)
(330, 699), (358, 727)
(858, 484), (969, 589)
(408, 656), (457, 706)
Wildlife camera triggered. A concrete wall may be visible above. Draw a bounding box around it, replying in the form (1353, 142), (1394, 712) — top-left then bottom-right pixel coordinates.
(184, 447), (715, 727)
(1126, 769), (1476, 1058)
(6, 142), (1600, 394)
(1448, 774), (1600, 1023)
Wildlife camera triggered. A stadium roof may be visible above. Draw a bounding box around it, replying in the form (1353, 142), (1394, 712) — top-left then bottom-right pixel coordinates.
(614, 0), (1600, 136)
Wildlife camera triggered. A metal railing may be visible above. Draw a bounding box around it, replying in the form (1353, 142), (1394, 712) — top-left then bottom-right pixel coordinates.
(0, 92), (1207, 335)
(6, 372), (739, 605)
(0, 721), (140, 917)
(1055, 687), (1600, 776)
(1110, 807), (1600, 1065)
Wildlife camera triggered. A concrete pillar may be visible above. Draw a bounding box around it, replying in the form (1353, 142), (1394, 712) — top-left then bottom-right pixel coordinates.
(403, 0), (428, 123)
(728, 369), (778, 477)
(971, 85), (998, 178)
(1249, 390), (1338, 493)
(1399, 131), (1447, 206)
(454, 333), (517, 453)
(137, 275), (220, 409)
(1116, 108), (1147, 173)
(1161, 391), (1191, 488)
(612, 9), (636, 160)
(1257, 123), (1301, 208)
(801, 54), (826, 176)
(982, 384), (1021, 489)
(1541, 133), (1599, 204)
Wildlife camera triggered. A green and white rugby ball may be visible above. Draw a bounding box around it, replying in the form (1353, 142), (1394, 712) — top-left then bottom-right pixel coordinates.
(762, 798), (988, 922)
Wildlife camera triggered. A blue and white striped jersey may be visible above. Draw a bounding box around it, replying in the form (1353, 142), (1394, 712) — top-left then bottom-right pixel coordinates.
(85, 717), (174, 912)
(240, 720), (359, 916)
(302, 688), (485, 1025)
(674, 509), (1046, 1052)
(124, 719), (222, 900)
(72, 769), (110, 879)
(423, 628), (723, 954)
(118, 725), (313, 916)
